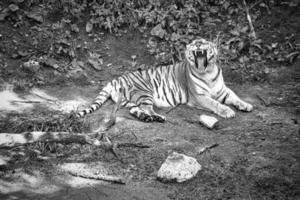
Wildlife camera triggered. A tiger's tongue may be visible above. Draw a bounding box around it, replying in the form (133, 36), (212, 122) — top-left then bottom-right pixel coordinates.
(194, 57), (205, 69)
(193, 51), (206, 69)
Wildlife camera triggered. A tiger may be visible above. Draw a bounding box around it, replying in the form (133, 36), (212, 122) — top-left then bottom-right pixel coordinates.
(77, 38), (253, 122)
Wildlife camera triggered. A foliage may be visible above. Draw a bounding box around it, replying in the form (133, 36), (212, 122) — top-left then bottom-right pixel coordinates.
(0, 0), (299, 67)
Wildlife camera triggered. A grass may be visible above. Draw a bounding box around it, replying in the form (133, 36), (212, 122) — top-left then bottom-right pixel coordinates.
(0, 110), (90, 133)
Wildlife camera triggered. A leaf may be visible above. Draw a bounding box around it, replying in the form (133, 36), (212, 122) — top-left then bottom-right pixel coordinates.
(222, 1), (230, 10)
(42, 58), (60, 70)
(230, 30), (240, 36)
(8, 4), (19, 12)
(0, 8), (9, 21)
(88, 58), (103, 70)
(241, 26), (248, 33)
(71, 24), (80, 33)
(86, 22), (93, 33)
(26, 12), (43, 23)
(171, 33), (180, 41)
(238, 56), (249, 63)
(286, 51), (300, 64)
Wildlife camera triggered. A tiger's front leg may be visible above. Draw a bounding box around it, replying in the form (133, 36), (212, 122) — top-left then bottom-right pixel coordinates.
(189, 94), (236, 118)
(223, 88), (253, 112)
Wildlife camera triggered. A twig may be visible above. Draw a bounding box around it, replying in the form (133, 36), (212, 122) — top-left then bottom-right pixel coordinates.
(68, 171), (125, 184)
(198, 143), (219, 155)
(242, 0), (257, 39)
(256, 94), (270, 106)
(166, 104), (180, 114)
(31, 92), (59, 105)
(11, 100), (41, 104)
(0, 131), (103, 148)
(118, 142), (151, 148)
(249, 0), (265, 10)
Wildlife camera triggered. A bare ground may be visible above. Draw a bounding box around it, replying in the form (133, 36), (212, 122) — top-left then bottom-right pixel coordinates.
(0, 15), (300, 200)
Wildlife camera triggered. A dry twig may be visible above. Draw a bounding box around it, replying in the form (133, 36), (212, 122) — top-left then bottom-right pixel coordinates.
(242, 0), (257, 39)
(68, 171), (126, 184)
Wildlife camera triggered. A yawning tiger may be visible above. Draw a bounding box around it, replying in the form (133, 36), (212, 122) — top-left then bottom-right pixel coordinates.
(77, 38), (253, 122)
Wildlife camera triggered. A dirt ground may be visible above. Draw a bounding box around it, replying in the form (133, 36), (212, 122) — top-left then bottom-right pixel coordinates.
(0, 2), (300, 200)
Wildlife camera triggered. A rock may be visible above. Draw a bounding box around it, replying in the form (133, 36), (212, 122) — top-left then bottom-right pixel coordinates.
(86, 21), (93, 33)
(150, 24), (167, 39)
(23, 60), (40, 72)
(88, 52), (103, 71)
(199, 114), (218, 129)
(157, 152), (201, 183)
(41, 58), (60, 70)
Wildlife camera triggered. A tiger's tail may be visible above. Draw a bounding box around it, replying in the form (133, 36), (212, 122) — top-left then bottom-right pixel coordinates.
(76, 83), (112, 118)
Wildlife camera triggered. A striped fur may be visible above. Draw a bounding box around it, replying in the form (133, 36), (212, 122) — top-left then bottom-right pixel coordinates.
(77, 38), (253, 122)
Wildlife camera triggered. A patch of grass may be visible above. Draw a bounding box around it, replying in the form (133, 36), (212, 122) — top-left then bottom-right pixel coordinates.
(0, 110), (90, 133)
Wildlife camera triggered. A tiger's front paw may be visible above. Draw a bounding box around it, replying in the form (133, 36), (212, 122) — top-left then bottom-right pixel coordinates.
(218, 105), (235, 118)
(236, 101), (253, 112)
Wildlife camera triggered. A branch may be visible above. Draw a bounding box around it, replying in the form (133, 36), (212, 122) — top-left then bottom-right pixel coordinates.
(0, 131), (151, 150)
(242, 0), (257, 39)
(68, 170), (126, 184)
(0, 131), (103, 148)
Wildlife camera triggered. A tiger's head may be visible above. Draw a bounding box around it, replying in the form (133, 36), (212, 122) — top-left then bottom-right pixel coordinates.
(185, 38), (218, 70)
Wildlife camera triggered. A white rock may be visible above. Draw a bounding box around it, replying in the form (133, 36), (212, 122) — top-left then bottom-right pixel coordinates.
(199, 114), (218, 129)
(157, 152), (201, 183)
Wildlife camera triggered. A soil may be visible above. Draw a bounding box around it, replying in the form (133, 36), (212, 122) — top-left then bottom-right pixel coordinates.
(0, 3), (299, 200)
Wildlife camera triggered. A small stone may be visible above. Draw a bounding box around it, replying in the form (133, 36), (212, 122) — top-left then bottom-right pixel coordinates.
(9, 4), (19, 12)
(157, 152), (201, 183)
(150, 24), (167, 39)
(199, 114), (218, 129)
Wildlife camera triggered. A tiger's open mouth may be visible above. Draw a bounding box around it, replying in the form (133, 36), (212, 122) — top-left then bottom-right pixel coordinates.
(192, 50), (208, 69)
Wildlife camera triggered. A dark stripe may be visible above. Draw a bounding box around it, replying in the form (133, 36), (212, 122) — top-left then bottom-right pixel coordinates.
(139, 102), (153, 106)
(100, 90), (109, 95)
(178, 89), (182, 103)
(121, 76), (129, 86)
(211, 67), (220, 82)
(162, 81), (172, 106)
(131, 72), (151, 91)
(221, 92), (229, 104)
(118, 78), (124, 89)
(193, 80), (210, 93)
(216, 85), (225, 98)
(145, 70), (154, 90)
(170, 67), (179, 93)
(155, 71), (161, 85)
(170, 88), (177, 105)
(136, 95), (151, 104)
(129, 105), (138, 109)
(153, 78), (160, 99)
(112, 80), (117, 91)
(122, 100), (129, 107)
(123, 75), (133, 90)
(190, 68), (208, 85)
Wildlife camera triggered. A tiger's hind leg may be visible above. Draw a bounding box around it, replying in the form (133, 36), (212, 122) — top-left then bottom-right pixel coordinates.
(223, 88), (253, 112)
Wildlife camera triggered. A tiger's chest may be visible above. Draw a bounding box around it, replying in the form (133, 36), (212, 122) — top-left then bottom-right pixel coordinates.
(187, 66), (225, 99)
